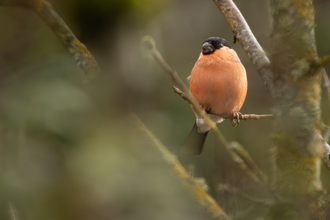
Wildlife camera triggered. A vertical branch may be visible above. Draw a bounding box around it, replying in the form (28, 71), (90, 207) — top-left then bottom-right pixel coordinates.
(269, 0), (324, 219)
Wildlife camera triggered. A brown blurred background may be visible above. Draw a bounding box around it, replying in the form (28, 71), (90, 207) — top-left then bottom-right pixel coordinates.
(0, 0), (329, 219)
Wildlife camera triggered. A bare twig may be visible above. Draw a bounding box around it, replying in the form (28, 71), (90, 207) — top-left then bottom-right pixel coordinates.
(239, 114), (274, 121)
(0, 0), (101, 81)
(134, 114), (230, 220)
(173, 86), (274, 121)
(8, 203), (19, 220)
(213, 0), (275, 99)
(142, 36), (267, 185)
(218, 184), (272, 207)
(172, 86), (192, 103)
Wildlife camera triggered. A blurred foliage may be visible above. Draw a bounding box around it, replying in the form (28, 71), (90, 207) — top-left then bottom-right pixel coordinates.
(68, 0), (170, 42)
(0, 0), (329, 219)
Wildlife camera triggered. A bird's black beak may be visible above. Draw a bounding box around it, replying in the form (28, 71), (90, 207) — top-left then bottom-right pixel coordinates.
(202, 42), (214, 55)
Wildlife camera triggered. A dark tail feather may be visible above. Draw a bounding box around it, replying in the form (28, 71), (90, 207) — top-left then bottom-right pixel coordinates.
(181, 122), (209, 156)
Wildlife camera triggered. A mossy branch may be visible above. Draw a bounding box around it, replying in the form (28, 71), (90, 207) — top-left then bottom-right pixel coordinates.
(134, 114), (231, 220)
(0, 0), (101, 81)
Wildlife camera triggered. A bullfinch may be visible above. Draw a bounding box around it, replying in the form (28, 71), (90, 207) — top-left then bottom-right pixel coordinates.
(181, 37), (247, 155)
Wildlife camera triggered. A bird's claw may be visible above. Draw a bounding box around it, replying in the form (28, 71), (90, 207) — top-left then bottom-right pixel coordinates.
(230, 112), (243, 127)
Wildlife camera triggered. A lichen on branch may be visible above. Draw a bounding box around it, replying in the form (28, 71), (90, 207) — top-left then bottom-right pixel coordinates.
(0, 0), (101, 81)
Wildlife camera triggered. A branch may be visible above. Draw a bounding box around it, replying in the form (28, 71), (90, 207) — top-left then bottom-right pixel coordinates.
(142, 36), (267, 185)
(134, 114), (230, 220)
(0, 0), (101, 81)
(213, 0), (275, 99)
(173, 86), (274, 121)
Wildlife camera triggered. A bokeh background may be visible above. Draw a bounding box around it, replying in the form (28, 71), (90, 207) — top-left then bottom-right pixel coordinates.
(0, 0), (330, 219)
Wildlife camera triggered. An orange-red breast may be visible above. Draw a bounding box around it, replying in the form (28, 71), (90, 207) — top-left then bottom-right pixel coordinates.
(181, 37), (247, 155)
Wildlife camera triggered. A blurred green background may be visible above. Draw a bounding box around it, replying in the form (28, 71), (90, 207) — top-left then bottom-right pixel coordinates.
(0, 0), (329, 219)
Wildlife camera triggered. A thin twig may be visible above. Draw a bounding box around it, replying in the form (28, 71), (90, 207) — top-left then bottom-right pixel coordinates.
(0, 0), (101, 81)
(213, 0), (275, 99)
(142, 36), (267, 185)
(134, 114), (231, 220)
(173, 86), (274, 121)
(218, 184), (272, 207)
(239, 114), (274, 121)
(8, 203), (19, 220)
(172, 86), (192, 103)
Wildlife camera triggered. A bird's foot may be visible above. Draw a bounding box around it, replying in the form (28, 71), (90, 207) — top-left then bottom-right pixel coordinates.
(231, 112), (243, 127)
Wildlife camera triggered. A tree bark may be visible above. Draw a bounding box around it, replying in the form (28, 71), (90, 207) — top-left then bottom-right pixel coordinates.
(270, 0), (325, 219)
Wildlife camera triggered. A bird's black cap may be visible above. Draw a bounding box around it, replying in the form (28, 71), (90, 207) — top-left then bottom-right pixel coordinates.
(204, 37), (232, 49)
(202, 37), (232, 55)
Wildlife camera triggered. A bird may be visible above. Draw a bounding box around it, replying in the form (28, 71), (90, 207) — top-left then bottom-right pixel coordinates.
(181, 37), (247, 156)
